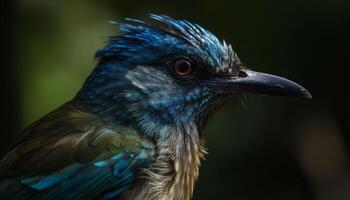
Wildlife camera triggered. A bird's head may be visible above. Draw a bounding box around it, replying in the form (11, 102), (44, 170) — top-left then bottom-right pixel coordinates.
(77, 14), (311, 138)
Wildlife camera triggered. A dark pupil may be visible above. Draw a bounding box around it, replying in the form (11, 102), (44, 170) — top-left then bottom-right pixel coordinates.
(176, 60), (190, 73)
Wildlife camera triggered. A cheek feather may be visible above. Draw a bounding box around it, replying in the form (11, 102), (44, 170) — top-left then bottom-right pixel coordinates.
(125, 66), (183, 109)
(124, 65), (216, 131)
(125, 66), (177, 93)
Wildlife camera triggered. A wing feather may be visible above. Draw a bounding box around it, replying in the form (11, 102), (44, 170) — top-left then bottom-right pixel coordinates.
(0, 102), (155, 199)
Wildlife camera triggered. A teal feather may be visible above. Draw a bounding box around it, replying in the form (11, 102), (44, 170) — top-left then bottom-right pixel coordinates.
(0, 101), (155, 199)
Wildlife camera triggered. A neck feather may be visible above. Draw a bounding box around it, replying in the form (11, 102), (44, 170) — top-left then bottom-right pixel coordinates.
(137, 121), (207, 200)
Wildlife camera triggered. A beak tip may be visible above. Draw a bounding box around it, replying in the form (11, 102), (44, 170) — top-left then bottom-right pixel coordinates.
(300, 87), (312, 99)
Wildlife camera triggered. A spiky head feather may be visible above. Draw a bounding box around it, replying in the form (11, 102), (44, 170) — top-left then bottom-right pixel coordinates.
(96, 14), (240, 74)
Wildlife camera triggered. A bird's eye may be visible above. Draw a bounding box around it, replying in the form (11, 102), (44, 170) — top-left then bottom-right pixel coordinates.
(173, 59), (193, 77)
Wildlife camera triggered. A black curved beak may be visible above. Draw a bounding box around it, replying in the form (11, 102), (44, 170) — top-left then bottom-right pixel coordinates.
(211, 69), (312, 98)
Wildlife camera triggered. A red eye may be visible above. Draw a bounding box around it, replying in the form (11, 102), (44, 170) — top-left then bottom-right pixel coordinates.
(174, 59), (193, 77)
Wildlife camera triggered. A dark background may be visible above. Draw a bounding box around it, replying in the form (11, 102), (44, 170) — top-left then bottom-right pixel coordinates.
(1, 0), (350, 199)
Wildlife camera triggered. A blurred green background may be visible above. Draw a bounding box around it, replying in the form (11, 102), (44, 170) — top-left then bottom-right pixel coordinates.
(1, 0), (350, 199)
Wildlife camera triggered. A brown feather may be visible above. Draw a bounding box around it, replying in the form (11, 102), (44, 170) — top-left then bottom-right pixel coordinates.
(0, 101), (155, 178)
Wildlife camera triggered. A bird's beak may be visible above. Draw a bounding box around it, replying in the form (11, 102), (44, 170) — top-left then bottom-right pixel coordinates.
(211, 69), (312, 98)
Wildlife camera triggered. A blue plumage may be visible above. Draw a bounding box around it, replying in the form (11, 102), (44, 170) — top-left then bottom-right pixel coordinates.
(0, 14), (310, 200)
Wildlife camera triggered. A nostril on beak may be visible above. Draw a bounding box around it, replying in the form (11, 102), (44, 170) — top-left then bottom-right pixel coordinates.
(238, 70), (248, 78)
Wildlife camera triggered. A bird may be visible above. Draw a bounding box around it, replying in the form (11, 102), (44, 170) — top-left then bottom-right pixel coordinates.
(0, 14), (311, 200)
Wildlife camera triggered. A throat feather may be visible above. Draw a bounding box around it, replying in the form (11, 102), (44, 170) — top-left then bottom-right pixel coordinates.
(140, 123), (206, 200)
